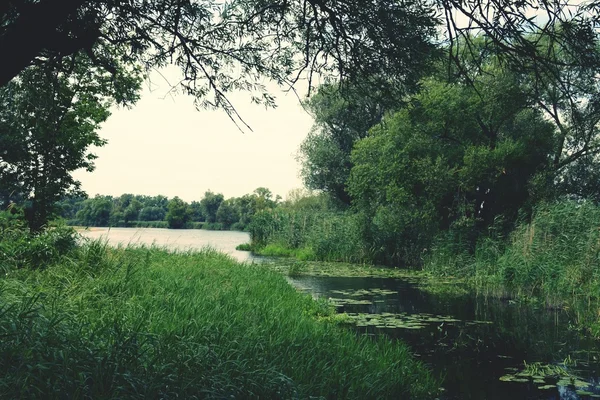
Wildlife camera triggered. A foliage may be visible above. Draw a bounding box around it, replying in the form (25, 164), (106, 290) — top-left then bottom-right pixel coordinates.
(299, 83), (401, 204)
(425, 200), (600, 333)
(76, 196), (113, 227)
(59, 188), (281, 231)
(249, 209), (366, 263)
(138, 206), (166, 222)
(165, 197), (189, 229)
(0, 222), (78, 271)
(216, 199), (240, 229)
(0, 56), (140, 232)
(200, 191), (224, 224)
(187, 201), (204, 222)
(0, 0), (440, 125)
(0, 241), (439, 398)
(348, 70), (555, 266)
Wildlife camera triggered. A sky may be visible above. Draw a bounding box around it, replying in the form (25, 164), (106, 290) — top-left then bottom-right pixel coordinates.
(72, 70), (315, 203)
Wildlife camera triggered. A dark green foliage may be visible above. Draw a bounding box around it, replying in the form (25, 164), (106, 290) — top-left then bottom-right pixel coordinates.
(216, 199), (240, 229)
(76, 196), (113, 227)
(165, 197), (189, 229)
(0, 221), (77, 271)
(0, 56), (139, 232)
(425, 200), (600, 332)
(300, 83), (402, 205)
(58, 189), (280, 231)
(123, 199), (142, 225)
(0, 0), (440, 123)
(200, 191), (224, 224)
(187, 201), (204, 222)
(236, 243), (253, 251)
(348, 73), (555, 266)
(138, 206), (165, 222)
(129, 220), (169, 229)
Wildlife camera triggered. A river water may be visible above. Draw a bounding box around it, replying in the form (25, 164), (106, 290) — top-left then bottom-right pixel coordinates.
(79, 227), (600, 399)
(78, 227), (259, 263)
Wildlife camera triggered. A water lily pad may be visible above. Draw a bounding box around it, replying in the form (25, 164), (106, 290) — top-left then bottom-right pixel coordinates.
(538, 385), (556, 390)
(576, 390), (595, 396)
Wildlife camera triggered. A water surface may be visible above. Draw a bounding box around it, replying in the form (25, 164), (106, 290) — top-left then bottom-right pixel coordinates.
(288, 275), (600, 400)
(79, 227), (259, 263)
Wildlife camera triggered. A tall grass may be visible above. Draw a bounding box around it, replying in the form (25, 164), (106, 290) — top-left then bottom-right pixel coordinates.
(249, 210), (368, 263)
(425, 200), (600, 333)
(0, 233), (438, 398)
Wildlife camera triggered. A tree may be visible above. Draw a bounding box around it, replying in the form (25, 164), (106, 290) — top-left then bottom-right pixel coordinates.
(123, 199), (142, 225)
(166, 197), (189, 229)
(349, 71), (555, 265)
(299, 83), (400, 205)
(76, 196), (113, 226)
(201, 191), (224, 223)
(216, 199), (240, 229)
(0, 0), (439, 127)
(3, 1), (600, 126)
(138, 206), (166, 221)
(187, 201), (205, 222)
(0, 55), (140, 232)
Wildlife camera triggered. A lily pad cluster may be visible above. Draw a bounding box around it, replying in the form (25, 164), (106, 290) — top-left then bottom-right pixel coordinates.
(329, 298), (374, 306)
(329, 288), (398, 297)
(499, 361), (600, 396)
(341, 311), (474, 330)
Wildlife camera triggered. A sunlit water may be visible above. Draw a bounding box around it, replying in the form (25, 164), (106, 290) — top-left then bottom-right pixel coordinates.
(78, 227), (260, 263)
(77, 228), (600, 399)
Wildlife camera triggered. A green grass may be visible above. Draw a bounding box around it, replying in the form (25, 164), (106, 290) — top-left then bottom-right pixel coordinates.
(254, 243), (315, 259)
(249, 210), (367, 263)
(235, 242), (253, 251)
(0, 239), (438, 399)
(425, 200), (600, 335)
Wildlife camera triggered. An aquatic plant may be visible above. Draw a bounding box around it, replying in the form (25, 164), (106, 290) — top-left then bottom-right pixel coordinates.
(499, 360), (600, 395)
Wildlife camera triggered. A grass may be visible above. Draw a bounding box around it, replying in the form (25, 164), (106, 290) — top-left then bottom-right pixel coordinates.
(235, 242), (253, 251)
(254, 243), (317, 260)
(0, 237), (439, 399)
(425, 200), (600, 336)
(249, 210), (367, 263)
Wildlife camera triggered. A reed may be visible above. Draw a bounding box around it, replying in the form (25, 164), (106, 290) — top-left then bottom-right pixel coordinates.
(0, 235), (438, 399)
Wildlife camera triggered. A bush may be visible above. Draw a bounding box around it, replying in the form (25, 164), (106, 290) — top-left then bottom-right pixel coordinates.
(424, 200), (600, 334)
(0, 224), (78, 270)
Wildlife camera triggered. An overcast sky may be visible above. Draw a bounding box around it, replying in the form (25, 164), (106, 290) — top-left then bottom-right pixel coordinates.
(72, 69), (315, 202)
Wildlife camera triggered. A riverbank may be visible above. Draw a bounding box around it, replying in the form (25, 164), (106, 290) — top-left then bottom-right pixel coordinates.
(244, 201), (600, 337)
(0, 232), (438, 398)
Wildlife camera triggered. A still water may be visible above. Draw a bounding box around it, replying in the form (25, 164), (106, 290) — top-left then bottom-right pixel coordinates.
(288, 275), (600, 400)
(79, 228), (600, 399)
(78, 227), (259, 263)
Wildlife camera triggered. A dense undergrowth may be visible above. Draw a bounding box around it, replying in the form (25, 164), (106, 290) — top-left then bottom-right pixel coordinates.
(248, 210), (367, 263)
(425, 200), (600, 335)
(0, 225), (438, 399)
(247, 200), (600, 336)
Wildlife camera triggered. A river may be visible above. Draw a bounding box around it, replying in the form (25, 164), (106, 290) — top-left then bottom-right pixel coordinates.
(78, 227), (260, 263)
(79, 227), (600, 399)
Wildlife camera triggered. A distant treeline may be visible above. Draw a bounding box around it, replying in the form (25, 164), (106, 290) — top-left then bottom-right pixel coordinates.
(57, 188), (280, 230)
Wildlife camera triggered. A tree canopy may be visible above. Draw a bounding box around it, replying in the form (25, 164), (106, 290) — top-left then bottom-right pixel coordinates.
(0, 54), (140, 231)
(0, 0), (441, 125)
